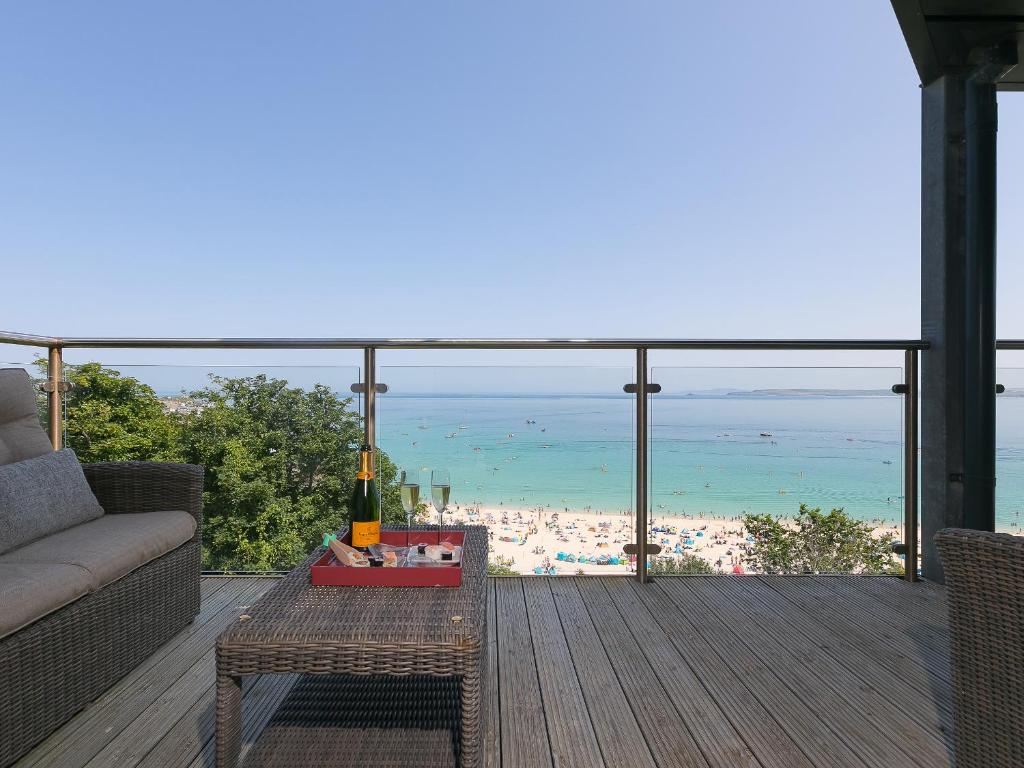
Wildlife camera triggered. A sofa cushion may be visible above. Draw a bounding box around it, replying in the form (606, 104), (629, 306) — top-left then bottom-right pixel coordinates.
(0, 449), (105, 555)
(1, 511), (197, 590)
(0, 369), (53, 466)
(0, 562), (94, 640)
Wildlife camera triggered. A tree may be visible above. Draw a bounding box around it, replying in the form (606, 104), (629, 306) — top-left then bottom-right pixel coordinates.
(178, 374), (403, 570)
(648, 554), (714, 575)
(743, 504), (901, 574)
(486, 554), (518, 576)
(35, 361), (181, 463)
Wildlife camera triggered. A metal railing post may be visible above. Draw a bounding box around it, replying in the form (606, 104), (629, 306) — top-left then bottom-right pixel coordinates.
(47, 346), (63, 450)
(364, 347), (376, 469)
(904, 349), (919, 582)
(636, 347), (649, 583)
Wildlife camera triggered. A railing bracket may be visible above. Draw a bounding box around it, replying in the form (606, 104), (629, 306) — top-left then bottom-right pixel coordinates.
(622, 543), (662, 556)
(350, 383), (388, 394)
(623, 383), (661, 394)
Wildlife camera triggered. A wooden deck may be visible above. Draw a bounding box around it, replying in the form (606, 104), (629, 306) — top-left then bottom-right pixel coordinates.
(13, 575), (953, 768)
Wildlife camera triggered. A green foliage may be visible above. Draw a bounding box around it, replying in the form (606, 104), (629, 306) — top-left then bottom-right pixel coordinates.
(177, 374), (403, 571)
(743, 504), (901, 574)
(38, 361), (404, 572)
(487, 554), (518, 576)
(36, 361), (181, 463)
(648, 554), (714, 575)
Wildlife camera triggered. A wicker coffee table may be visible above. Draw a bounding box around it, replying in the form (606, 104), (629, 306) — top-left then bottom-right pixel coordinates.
(215, 525), (489, 768)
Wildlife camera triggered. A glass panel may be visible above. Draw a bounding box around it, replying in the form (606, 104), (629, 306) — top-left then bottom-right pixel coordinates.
(1, 355), (50, 431)
(650, 366), (905, 575)
(53, 361), (361, 572)
(377, 366), (634, 575)
(997, 366), (1024, 535)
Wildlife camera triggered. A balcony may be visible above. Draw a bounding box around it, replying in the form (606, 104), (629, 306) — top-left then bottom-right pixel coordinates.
(0, 331), (998, 768)
(13, 574), (951, 768)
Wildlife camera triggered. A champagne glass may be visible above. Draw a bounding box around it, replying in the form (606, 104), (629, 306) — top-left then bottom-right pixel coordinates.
(431, 469), (451, 544)
(399, 468), (420, 547)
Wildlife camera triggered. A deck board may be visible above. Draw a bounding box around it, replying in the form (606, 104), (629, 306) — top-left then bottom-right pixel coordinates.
(760, 575), (955, 715)
(547, 579), (659, 768)
(493, 579), (553, 768)
(580, 579), (755, 768)
(655, 580), (865, 768)
(609, 579), (818, 768)
(666, 577), (949, 768)
(706, 577), (952, 757)
(11, 575), (953, 768)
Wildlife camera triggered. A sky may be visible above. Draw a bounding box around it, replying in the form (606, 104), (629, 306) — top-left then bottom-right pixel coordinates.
(0, 1), (1022, 374)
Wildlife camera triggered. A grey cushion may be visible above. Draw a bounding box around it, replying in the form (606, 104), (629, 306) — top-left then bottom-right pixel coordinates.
(2, 511), (197, 590)
(0, 449), (105, 555)
(0, 562), (93, 640)
(0, 369), (53, 466)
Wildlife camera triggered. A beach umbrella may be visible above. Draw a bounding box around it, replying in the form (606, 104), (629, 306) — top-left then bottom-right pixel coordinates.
(696, 531), (704, 538)
(684, 538), (694, 546)
(732, 565), (744, 574)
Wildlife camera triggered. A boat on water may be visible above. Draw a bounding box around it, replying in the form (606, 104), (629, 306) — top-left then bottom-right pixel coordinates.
(759, 432), (773, 438)
(459, 424), (468, 429)
(445, 432), (457, 438)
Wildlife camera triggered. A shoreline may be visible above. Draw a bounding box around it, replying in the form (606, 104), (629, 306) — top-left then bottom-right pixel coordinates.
(417, 504), (908, 575)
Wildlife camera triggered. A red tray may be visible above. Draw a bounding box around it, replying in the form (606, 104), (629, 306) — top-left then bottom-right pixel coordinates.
(310, 530), (465, 587)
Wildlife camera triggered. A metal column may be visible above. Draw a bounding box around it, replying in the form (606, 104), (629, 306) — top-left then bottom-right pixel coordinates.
(364, 347), (376, 469)
(961, 48), (1013, 531)
(47, 346), (62, 450)
(904, 349), (919, 582)
(635, 348), (649, 583)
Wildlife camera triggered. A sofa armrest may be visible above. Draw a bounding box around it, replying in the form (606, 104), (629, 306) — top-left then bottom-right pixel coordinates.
(82, 462), (203, 541)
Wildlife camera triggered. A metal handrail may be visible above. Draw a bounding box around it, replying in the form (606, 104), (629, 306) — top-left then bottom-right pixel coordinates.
(0, 328), (932, 582)
(0, 330), (929, 350)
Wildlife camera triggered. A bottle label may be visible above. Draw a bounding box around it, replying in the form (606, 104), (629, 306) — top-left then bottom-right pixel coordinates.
(351, 520), (380, 548)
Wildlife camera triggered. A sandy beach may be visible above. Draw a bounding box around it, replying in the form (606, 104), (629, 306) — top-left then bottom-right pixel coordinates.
(417, 504), (905, 575)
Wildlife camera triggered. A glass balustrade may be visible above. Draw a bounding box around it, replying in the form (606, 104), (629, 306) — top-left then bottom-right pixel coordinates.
(377, 365), (635, 575)
(649, 366), (906, 575)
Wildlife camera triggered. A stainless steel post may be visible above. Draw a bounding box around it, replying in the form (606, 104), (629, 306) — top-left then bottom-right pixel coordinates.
(47, 346), (63, 450)
(904, 349), (919, 582)
(636, 347), (649, 583)
(364, 347), (376, 470)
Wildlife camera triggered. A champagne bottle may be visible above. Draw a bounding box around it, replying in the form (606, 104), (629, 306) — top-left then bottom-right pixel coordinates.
(349, 444), (381, 551)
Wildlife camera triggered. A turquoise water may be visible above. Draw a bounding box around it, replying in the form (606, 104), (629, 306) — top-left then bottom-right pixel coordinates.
(377, 394), (908, 528)
(49, 360), (1024, 535)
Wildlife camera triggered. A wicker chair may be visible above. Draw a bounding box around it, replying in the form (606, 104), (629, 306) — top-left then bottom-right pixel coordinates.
(935, 528), (1024, 768)
(0, 369), (202, 767)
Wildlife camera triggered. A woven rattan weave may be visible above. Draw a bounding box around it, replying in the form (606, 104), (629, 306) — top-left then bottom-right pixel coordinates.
(0, 462), (203, 768)
(215, 525), (488, 768)
(936, 528), (1024, 768)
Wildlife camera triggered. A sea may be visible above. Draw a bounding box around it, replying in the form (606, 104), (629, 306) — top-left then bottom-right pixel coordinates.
(35, 358), (1024, 538)
(379, 393), (1024, 536)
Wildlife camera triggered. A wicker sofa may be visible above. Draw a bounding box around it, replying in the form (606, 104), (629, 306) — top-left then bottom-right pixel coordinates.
(935, 528), (1024, 768)
(0, 369), (203, 767)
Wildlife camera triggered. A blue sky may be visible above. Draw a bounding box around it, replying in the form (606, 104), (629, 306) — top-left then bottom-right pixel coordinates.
(0, 1), (1021, 372)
